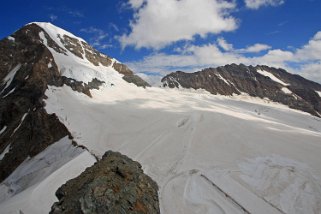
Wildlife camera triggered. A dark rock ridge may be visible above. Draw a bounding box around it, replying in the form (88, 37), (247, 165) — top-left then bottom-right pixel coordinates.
(113, 62), (150, 88)
(0, 24), (73, 182)
(162, 64), (321, 117)
(0, 22), (148, 182)
(50, 151), (160, 214)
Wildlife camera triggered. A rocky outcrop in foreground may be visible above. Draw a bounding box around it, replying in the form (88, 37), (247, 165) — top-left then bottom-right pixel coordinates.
(50, 151), (160, 214)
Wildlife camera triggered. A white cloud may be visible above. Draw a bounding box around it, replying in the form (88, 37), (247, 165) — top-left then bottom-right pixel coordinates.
(187, 43), (249, 66)
(49, 14), (58, 22)
(136, 72), (163, 86)
(238, 43), (272, 53)
(216, 38), (271, 53)
(298, 62), (321, 84)
(252, 49), (293, 67)
(129, 0), (146, 9)
(125, 31), (321, 83)
(294, 32), (321, 62)
(245, 0), (285, 9)
(126, 44), (248, 74)
(120, 0), (238, 49)
(217, 37), (233, 51)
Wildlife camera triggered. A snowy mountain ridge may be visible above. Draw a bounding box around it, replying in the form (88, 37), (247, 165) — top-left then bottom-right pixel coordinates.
(162, 64), (321, 117)
(33, 22), (149, 87)
(0, 22), (156, 213)
(0, 23), (321, 214)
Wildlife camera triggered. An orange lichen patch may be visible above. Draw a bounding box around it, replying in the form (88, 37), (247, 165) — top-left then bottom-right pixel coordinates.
(133, 201), (147, 213)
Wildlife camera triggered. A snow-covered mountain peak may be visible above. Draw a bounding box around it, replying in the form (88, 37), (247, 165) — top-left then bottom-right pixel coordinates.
(23, 22), (149, 87)
(0, 22), (149, 195)
(30, 22), (86, 43)
(29, 22), (123, 85)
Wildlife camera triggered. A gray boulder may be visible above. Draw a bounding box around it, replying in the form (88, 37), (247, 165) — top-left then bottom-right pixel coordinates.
(50, 151), (160, 214)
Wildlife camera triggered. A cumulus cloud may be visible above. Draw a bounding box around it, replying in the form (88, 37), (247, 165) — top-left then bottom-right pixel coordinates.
(127, 44), (248, 75)
(120, 0), (238, 49)
(217, 37), (233, 51)
(238, 43), (272, 53)
(295, 32), (321, 62)
(216, 38), (271, 53)
(245, 0), (285, 9)
(252, 49), (293, 66)
(298, 62), (321, 84)
(291, 32), (321, 82)
(129, 0), (145, 8)
(126, 31), (321, 83)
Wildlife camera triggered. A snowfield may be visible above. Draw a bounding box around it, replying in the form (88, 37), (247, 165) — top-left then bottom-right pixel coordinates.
(239, 155), (321, 214)
(0, 64), (21, 96)
(3, 80), (321, 214)
(1, 22), (321, 213)
(42, 83), (321, 214)
(256, 69), (289, 86)
(2, 73), (321, 214)
(0, 137), (96, 213)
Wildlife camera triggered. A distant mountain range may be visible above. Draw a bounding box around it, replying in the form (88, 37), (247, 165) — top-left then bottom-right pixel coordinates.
(162, 64), (321, 117)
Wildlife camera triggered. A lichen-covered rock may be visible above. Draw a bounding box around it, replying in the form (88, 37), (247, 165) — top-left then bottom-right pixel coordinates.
(50, 151), (160, 214)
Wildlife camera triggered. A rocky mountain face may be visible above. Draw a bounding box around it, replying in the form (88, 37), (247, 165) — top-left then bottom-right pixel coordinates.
(0, 23), (73, 182)
(0, 23), (149, 182)
(50, 151), (159, 214)
(162, 64), (321, 117)
(0, 22), (158, 212)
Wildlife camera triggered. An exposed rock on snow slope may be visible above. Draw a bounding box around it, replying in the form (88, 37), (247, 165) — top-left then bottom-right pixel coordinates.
(50, 151), (159, 214)
(1, 23), (321, 214)
(0, 137), (96, 213)
(162, 64), (321, 117)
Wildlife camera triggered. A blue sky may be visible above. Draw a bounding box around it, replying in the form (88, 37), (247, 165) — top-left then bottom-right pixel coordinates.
(1, 0), (321, 84)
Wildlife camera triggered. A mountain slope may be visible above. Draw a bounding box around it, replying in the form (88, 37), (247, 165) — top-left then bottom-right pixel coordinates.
(161, 64), (321, 117)
(0, 22), (154, 213)
(0, 22), (150, 182)
(1, 23), (321, 214)
(0, 23), (75, 182)
(43, 81), (321, 214)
